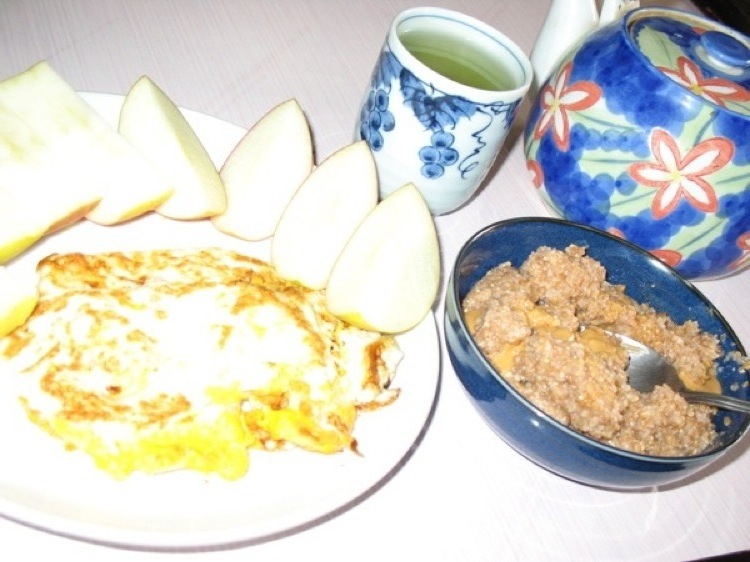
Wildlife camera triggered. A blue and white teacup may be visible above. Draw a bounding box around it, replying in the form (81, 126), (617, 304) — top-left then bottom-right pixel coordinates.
(357, 7), (533, 215)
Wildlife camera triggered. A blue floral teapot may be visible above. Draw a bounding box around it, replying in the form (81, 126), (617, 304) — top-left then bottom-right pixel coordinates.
(524, 1), (750, 279)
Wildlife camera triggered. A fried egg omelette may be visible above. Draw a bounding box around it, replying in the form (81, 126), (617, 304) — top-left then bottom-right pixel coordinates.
(0, 248), (402, 480)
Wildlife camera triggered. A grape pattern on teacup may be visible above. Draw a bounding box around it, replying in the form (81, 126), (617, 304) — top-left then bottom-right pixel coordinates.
(359, 50), (520, 181)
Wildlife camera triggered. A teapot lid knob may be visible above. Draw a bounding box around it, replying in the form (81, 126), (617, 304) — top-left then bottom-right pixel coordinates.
(700, 31), (750, 71)
(631, 10), (750, 113)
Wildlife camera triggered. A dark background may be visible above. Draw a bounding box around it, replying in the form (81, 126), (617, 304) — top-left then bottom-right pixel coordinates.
(693, 0), (750, 34)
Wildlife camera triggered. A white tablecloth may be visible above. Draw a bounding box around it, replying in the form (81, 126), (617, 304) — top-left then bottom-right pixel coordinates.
(0, 1), (747, 560)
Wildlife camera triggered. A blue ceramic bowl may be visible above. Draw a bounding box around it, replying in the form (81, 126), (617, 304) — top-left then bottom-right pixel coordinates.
(444, 217), (750, 489)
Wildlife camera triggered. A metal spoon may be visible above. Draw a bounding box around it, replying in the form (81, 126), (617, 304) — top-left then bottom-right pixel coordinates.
(616, 333), (750, 414)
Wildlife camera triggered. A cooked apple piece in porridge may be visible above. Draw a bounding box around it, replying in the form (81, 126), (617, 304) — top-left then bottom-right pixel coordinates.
(462, 245), (720, 457)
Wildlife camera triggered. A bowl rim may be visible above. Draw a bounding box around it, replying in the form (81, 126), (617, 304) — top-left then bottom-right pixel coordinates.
(448, 216), (750, 463)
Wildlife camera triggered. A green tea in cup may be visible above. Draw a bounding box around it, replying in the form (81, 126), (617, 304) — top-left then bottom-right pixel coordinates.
(398, 28), (518, 91)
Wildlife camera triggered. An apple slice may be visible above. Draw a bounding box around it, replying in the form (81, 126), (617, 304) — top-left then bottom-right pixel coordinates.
(271, 141), (378, 289)
(118, 76), (226, 220)
(0, 157), (101, 264)
(0, 265), (38, 338)
(211, 99), (313, 241)
(0, 184), (99, 264)
(0, 61), (172, 226)
(325, 183), (440, 334)
(0, 188), (46, 264)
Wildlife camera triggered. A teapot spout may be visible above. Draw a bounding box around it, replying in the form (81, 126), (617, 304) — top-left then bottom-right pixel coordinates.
(600, 0), (640, 26)
(530, 0), (640, 91)
(530, 0), (598, 91)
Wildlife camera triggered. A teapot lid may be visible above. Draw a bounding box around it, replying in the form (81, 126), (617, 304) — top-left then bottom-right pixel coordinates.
(628, 8), (750, 116)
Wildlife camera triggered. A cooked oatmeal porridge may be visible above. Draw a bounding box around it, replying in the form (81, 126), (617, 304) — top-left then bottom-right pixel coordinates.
(462, 244), (720, 457)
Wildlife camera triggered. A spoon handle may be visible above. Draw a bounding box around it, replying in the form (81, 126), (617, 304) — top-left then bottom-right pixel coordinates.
(682, 391), (750, 414)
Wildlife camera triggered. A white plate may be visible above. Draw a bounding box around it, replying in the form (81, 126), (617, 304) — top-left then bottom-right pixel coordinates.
(0, 93), (440, 548)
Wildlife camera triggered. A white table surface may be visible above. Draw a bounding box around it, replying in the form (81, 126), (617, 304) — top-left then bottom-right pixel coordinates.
(1, 1), (748, 560)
